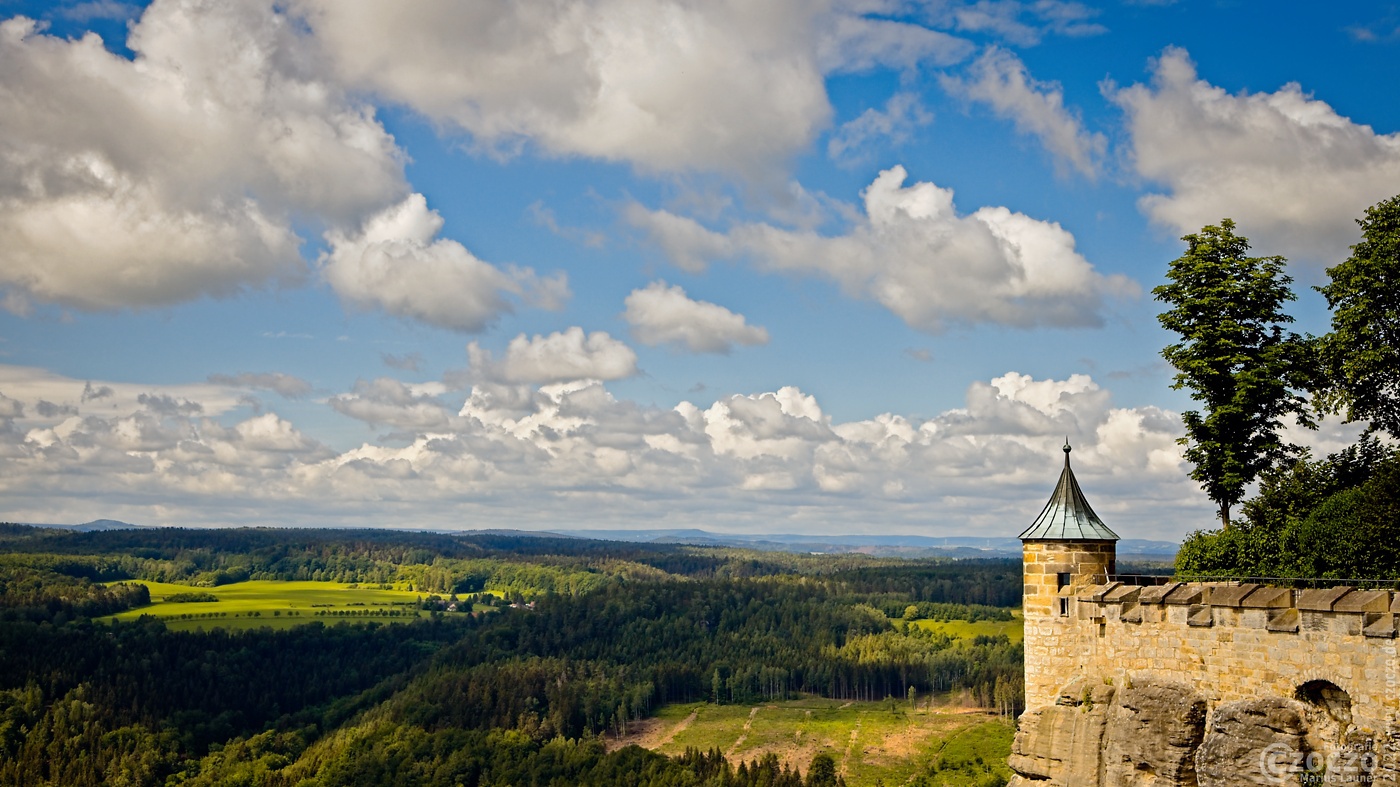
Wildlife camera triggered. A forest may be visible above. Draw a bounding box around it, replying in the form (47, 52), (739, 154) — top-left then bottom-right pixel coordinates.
(0, 524), (1023, 786)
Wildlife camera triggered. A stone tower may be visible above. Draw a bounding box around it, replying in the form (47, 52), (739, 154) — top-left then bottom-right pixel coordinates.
(1019, 442), (1118, 708)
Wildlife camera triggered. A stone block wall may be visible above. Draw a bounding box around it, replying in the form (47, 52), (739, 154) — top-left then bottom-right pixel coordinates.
(1015, 579), (1400, 785)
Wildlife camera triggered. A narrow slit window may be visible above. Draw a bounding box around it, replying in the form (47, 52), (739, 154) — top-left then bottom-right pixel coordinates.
(1059, 597), (1069, 617)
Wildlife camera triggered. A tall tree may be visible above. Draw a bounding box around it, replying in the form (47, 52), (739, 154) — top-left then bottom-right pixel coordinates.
(1154, 219), (1314, 526)
(1316, 194), (1400, 438)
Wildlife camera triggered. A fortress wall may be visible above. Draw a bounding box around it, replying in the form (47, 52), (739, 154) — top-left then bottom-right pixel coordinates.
(1025, 580), (1400, 733)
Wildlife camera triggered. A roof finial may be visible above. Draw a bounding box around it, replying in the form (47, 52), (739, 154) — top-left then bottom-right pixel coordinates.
(1063, 437), (1071, 454)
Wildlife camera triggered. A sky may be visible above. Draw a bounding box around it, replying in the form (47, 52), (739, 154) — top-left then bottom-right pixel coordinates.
(1, 0), (1397, 540)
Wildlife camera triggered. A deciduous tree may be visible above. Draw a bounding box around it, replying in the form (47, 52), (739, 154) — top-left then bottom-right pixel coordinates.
(1154, 219), (1315, 526)
(1316, 194), (1400, 438)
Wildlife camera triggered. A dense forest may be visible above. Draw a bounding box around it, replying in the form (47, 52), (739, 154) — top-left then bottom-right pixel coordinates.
(0, 524), (1022, 786)
(1175, 437), (1400, 581)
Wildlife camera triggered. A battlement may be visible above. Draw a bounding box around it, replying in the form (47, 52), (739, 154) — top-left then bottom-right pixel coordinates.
(1012, 448), (1400, 785)
(1025, 578), (1400, 727)
(1074, 580), (1400, 639)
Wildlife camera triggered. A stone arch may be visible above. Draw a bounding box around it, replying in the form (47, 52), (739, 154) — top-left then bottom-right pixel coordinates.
(1294, 678), (1354, 756)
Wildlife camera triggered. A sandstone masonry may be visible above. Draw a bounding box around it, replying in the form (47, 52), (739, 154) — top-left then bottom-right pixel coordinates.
(1009, 446), (1400, 785)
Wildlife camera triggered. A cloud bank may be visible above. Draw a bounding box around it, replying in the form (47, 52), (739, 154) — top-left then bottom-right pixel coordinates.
(295, 0), (971, 179)
(0, 362), (1207, 538)
(630, 165), (1137, 332)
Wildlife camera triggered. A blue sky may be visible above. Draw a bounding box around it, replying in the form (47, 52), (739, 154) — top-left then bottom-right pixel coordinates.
(1, 0), (1396, 539)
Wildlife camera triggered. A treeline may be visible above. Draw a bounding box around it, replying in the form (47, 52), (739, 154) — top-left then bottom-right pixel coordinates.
(0, 563), (149, 623)
(1177, 437), (1400, 580)
(194, 731), (842, 787)
(388, 579), (1023, 740)
(0, 526), (1023, 785)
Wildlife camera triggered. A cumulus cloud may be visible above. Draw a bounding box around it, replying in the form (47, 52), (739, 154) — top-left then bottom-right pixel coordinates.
(0, 3), (406, 311)
(941, 47), (1105, 178)
(0, 360), (1207, 537)
(629, 165), (1137, 332)
(207, 372), (313, 399)
(828, 92), (934, 164)
(623, 282), (769, 354)
(294, 1), (970, 178)
(328, 378), (455, 432)
(468, 328), (638, 385)
(1110, 47), (1400, 262)
(322, 194), (569, 332)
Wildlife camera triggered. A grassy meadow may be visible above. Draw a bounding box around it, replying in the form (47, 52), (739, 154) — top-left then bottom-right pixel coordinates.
(102, 579), (494, 631)
(900, 609), (1024, 644)
(616, 698), (1013, 786)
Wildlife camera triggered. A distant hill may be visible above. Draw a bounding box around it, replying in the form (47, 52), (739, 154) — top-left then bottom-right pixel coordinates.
(542, 528), (1178, 560)
(25, 519), (148, 532)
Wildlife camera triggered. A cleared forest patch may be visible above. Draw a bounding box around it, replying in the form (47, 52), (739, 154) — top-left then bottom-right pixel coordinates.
(611, 697), (1014, 786)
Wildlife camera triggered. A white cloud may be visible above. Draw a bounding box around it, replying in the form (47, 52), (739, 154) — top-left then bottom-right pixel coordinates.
(623, 282), (769, 354)
(468, 328), (639, 385)
(934, 0), (1107, 46)
(328, 378), (455, 432)
(322, 194), (568, 332)
(941, 47), (1105, 178)
(827, 92), (934, 164)
(1110, 47), (1400, 262)
(294, 1), (970, 179)
(629, 165), (1137, 332)
(0, 361), (1207, 537)
(0, 4), (406, 311)
(0, 364), (243, 421)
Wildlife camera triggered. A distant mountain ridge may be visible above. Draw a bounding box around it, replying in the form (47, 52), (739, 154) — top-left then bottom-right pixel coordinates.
(11, 521), (1178, 559)
(547, 528), (1179, 559)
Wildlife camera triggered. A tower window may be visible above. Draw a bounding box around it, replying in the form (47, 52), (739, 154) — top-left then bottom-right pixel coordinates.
(1059, 597), (1069, 617)
(1056, 572), (1071, 589)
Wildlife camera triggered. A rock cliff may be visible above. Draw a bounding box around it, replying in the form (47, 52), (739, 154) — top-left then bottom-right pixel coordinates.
(1009, 676), (1398, 786)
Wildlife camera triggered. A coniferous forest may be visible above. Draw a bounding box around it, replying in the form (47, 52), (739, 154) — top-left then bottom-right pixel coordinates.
(0, 524), (1022, 786)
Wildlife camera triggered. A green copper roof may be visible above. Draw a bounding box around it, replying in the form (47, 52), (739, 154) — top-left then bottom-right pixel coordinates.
(1019, 442), (1119, 541)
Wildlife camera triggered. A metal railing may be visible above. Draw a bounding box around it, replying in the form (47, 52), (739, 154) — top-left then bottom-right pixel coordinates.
(1109, 573), (1400, 591)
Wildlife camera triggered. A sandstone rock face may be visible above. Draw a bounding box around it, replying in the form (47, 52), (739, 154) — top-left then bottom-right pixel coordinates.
(1008, 677), (1117, 786)
(1194, 698), (1307, 786)
(1101, 681), (1207, 786)
(1009, 676), (1399, 786)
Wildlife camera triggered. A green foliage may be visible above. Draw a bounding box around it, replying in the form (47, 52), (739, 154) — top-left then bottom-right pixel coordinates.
(924, 720), (1014, 786)
(806, 752), (840, 787)
(165, 592), (219, 603)
(1316, 193), (1400, 439)
(1153, 218), (1315, 524)
(0, 526), (1024, 786)
(1176, 438), (1400, 579)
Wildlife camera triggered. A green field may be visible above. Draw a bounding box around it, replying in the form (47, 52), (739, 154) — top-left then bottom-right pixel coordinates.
(900, 610), (1024, 644)
(619, 698), (1013, 786)
(102, 579), (488, 631)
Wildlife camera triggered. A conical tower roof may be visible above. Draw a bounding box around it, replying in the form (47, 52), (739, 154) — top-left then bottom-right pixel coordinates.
(1019, 442), (1118, 541)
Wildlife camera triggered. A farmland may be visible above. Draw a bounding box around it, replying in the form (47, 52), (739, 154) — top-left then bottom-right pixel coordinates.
(102, 579), (495, 630)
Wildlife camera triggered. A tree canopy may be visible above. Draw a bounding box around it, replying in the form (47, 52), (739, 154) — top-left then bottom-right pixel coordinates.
(1153, 219), (1315, 526)
(1175, 438), (1400, 580)
(1316, 194), (1400, 439)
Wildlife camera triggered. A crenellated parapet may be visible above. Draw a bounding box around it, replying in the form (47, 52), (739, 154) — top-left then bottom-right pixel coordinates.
(1015, 579), (1400, 786)
(1076, 581), (1399, 640)
(1013, 445), (1400, 785)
